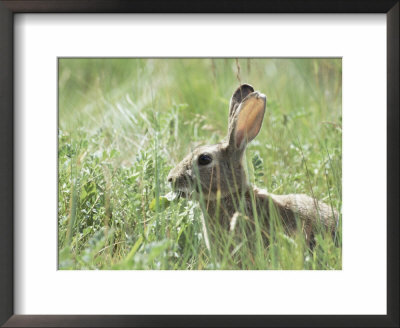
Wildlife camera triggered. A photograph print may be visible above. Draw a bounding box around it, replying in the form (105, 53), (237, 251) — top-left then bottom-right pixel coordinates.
(58, 58), (342, 270)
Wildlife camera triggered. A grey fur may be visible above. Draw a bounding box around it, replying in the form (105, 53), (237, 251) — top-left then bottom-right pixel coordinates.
(168, 84), (339, 245)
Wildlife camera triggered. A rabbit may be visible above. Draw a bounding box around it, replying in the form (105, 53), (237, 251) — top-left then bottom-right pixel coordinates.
(167, 84), (339, 246)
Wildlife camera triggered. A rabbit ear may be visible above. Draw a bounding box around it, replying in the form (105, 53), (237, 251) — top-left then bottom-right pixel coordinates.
(229, 84), (255, 124)
(228, 91), (266, 152)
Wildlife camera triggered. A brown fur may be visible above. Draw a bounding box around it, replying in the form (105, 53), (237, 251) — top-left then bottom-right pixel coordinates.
(168, 84), (338, 246)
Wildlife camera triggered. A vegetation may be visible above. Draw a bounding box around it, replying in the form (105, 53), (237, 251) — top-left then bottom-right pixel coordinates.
(58, 58), (342, 270)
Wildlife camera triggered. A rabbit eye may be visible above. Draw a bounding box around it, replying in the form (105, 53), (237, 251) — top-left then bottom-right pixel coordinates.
(198, 154), (212, 166)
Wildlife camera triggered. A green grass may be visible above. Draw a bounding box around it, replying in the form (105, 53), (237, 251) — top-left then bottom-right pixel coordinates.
(58, 58), (342, 270)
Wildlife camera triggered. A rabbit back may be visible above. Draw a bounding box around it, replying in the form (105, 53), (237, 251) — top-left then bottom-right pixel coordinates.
(255, 188), (338, 242)
(205, 187), (337, 239)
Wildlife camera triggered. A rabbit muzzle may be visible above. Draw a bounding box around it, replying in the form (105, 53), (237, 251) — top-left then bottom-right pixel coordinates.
(167, 168), (194, 198)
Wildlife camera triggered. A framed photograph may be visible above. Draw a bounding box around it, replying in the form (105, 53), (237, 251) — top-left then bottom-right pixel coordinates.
(0, 1), (398, 327)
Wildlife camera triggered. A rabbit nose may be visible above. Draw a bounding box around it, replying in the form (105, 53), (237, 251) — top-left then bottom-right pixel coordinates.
(167, 173), (173, 183)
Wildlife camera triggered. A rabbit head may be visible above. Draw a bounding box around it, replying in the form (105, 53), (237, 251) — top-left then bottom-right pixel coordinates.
(167, 84), (266, 201)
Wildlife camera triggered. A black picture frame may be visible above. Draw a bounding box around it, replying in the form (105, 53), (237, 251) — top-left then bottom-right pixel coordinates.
(0, 1), (398, 327)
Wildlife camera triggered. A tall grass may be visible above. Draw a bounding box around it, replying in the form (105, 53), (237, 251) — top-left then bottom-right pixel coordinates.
(58, 58), (342, 270)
